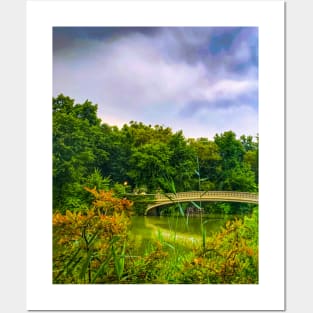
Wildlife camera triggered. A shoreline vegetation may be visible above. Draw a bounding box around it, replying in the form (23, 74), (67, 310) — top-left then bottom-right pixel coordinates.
(53, 94), (259, 284)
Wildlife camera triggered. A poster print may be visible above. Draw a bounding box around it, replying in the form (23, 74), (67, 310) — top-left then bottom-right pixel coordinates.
(53, 25), (259, 283)
(27, 1), (284, 310)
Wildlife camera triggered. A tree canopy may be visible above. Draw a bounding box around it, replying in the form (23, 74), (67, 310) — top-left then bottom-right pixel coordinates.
(53, 94), (258, 212)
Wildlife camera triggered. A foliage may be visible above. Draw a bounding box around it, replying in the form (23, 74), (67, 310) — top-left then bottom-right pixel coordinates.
(222, 163), (257, 192)
(175, 207), (258, 283)
(214, 131), (257, 191)
(52, 94), (259, 284)
(125, 194), (156, 215)
(188, 137), (222, 190)
(53, 188), (133, 283)
(53, 95), (258, 212)
(128, 142), (174, 191)
(54, 191), (258, 284)
(53, 95), (109, 210)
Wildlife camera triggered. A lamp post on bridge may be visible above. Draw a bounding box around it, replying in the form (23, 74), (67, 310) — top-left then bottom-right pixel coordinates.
(123, 181), (129, 193)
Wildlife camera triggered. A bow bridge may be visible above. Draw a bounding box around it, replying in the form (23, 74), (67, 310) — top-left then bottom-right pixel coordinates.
(144, 191), (258, 215)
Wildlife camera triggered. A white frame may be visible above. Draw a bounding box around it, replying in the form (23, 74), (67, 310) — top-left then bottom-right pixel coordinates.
(27, 0), (285, 310)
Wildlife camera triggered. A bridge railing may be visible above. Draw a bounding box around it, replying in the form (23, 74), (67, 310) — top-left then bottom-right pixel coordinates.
(154, 191), (258, 201)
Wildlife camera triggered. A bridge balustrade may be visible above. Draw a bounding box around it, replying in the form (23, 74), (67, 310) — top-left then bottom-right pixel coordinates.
(145, 191), (258, 215)
(154, 191), (258, 202)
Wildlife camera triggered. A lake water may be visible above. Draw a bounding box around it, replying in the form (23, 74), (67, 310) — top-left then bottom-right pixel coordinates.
(128, 214), (245, 251)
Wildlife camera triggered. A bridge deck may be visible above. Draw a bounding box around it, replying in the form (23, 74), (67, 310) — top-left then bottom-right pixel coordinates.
(144, 191), (258, 215)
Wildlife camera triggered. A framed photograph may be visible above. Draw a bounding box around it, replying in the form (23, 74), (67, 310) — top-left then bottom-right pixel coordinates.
(27, 0), (285, 310)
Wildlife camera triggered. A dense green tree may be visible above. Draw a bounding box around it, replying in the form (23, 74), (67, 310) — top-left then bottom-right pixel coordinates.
(240, 134), (258, 152)
(128, 142), (174, 191)
(53, 95), (108, 210)
(223, 163), (257, 192)
(241, 135), (259, 185)
(214, 131), (257, 191)
(73, 100), (101, 126)
(214, 131), (245, 170)
(96, 124), (130, 183)
(188, 138), (222, 190)
(53, 95), (259, 212)
(168, 131), (197, 191)
(53, 94), (75, 113)
(244, 149), (258, 185)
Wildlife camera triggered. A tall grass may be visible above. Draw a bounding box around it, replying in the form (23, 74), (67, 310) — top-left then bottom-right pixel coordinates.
(53, 180), (258, 284)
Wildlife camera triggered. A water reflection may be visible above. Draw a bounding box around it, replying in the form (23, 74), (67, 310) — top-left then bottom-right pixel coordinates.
(129, 214), (245, 249)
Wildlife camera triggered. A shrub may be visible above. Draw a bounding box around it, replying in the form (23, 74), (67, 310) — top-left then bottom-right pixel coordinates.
(176, 207), (258, 284)
(53, 188), (133, 283)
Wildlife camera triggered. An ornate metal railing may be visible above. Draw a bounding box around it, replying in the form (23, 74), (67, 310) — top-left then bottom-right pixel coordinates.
(145, 191), (258, 215)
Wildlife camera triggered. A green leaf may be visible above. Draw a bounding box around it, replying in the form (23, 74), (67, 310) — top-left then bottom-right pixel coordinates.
(163, 242), (175, 250)
(86, 230), (99, 246)
(191, 201), (202, 210)
(201, 223), (207, 251)
(55, 247), (82, 280)
(177, 203), (185, 217)
(79, 250), (93, 280)
(66, 256), (83, 277)
(110, 235), (120, 245)
(111, 241), (126, 280)
(170, 179), (177, 194)
(91, 254), (112, 283)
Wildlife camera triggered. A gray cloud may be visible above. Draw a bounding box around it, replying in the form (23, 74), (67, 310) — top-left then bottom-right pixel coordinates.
(53, 27), (258, 138)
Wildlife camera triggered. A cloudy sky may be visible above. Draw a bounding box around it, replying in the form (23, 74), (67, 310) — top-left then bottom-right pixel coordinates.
(53, 27), (258, 139)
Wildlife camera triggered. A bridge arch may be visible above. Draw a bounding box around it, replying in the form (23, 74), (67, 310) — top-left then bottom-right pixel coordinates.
(144, 191), (258, 215)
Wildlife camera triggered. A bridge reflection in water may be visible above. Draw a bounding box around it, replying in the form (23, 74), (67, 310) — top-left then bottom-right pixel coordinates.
(144, 191), (258, 216)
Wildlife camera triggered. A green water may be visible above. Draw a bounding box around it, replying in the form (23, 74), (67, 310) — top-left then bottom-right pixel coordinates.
(128, 214), (244, 252)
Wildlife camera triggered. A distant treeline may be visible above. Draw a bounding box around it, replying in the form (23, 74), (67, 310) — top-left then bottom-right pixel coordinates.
(53, 94), (258, 212)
